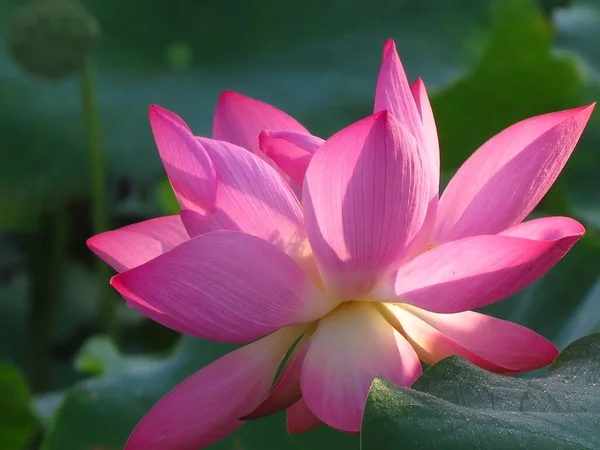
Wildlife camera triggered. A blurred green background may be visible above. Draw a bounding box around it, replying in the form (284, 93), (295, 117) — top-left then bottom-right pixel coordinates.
(1, 0), (599, 448)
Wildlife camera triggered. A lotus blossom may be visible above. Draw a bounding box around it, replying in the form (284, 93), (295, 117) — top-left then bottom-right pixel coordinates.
(88, 39), (594, 449)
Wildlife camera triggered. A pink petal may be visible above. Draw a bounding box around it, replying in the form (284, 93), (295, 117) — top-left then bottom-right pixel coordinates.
(181, 138), (304, 255)
(300, 303), (421, 432)
(410, 78), (440, 173)
(181, 203), (323, 290)
(89, 218), (197, 338)
(406, 77), (440, 254)
(151, 105), (192, 131)
(374, 43), (440, 256)
(87, 216), (189, 272)
(303, 111), (430, 299)
(112, 231), (337, 343)
(374, 39), (424, 147)
(178, 209), (213, 237)
(287, 398), (323, 434)
(435, 104), (595, 243)
(125, 326), (302, 450)
(245, 333), (310, 419)
(213, 90), (309, 155)
(498, 215), (582, 240)
(149, 105), (217, 213)
(383, 305), (558, 373)
(391, 217), (584, 313)
(259, 131), (324, 186)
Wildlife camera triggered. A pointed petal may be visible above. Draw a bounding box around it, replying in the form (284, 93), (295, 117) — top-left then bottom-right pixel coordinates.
(410, 78), (440, 172)
(213, 91), (309, 155)
(374, 40), (423, 146)
(88, 216), (196, 337)
(435, 104), (595, 243)
(112, 231), (336, 343)
(384, 305), (558, 373)
(149, 105), (216, 212)
(180, 138), (304, 255)
(259, 131), (324, 185)
(406, 78), (441, 255)
(151, 105), (192, 131)
(125, 327), (301, 450)
(497, 215), (583, 239)
(87, 216), (189, 272)
(374, 44), (440, 256)
(300, 303), (421, 432)
(245, 333), (310, 419)
(303, 111), (430, 299)
(287, 398), (323, 434)
(390, 217), (584, 313)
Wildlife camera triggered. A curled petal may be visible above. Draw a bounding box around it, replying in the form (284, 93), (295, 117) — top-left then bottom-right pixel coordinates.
(383, 305), (558, 373)
(149, 105), (216, 212)
(125, 327), (302, 450)
(435, 104), (595, 243)
(213, 90), (308, 155)
(112, 231), (337, 343)
(303, 111), (430, 299)
(497, 215), (583, 240)
(300, 302), (421, 432)
(389, 217), (584, 313)
(259, 131), (324, 185)
(87, 215), (189, 272)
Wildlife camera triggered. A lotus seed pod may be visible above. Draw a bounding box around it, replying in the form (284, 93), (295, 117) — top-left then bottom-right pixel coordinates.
(5, 0), (100, 80)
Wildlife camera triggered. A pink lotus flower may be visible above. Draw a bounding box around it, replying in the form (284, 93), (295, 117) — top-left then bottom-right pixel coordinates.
(88, 39), (594, 449)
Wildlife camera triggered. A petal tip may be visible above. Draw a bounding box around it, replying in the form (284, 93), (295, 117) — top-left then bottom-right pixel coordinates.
(412, 77), (424, 88)
(573, 221), (586, 237)
(555, 217), (585, 240)
(548, 342), (560, 358)
(148, 104), (191, 132)
(373, 109), (405, 130)
(573, 102), (596, 118)
(582, 102), (596, 120)
(85, 235), (98, 251)
(372, 109), (390, 121)
(559, 102), (596, 125)
(258, 130), (270, 153)
(526, 339), (560, 372)
(383, 38), (396, 56)
(148, 104), (167, 119)
(109, 273), (126, 293)
(85, 232), (112, 260)
(217, 89), (246, 105)
(108, 274), (119, 288)
(584, 102), (596, 111)
(257, 130), (280, 159)
(110, 273), (134, 305)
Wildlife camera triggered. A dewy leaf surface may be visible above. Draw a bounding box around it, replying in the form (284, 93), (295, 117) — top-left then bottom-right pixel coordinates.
(362, 333), (600, 450)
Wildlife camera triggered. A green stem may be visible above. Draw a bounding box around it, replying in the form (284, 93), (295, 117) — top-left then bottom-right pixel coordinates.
(80, 56), (116, 338)
(27, 204), (68, 392)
